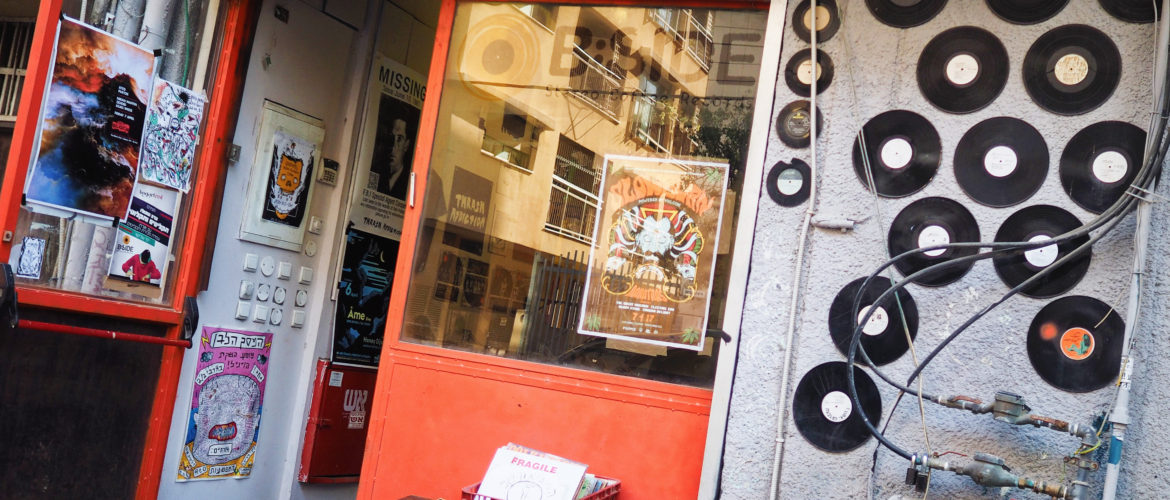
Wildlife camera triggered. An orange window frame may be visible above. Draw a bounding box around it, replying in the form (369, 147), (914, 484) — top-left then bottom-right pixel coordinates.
(0, 1), (262, 498)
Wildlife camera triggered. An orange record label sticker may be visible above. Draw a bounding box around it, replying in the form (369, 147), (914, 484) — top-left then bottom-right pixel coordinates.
(1060, 327), (1094, 360)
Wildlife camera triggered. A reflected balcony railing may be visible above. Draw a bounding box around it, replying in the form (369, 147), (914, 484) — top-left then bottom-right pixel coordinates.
(650, 9), (712, 72)
(568, 46), (624, 120)
(632, 95), (697, 156)
(481, 134), (533, 172)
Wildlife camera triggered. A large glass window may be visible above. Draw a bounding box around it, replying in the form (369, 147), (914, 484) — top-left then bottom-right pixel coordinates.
(400, 3), (767, 387)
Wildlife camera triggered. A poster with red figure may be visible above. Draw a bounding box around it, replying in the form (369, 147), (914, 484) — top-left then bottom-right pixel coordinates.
(105, 182), (179, 298)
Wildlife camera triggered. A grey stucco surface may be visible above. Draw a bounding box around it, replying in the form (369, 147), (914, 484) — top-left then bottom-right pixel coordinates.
(722, 1), (1169, 499)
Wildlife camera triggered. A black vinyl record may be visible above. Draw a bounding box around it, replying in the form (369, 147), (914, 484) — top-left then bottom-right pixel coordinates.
(1059, 121), (1146, 214)
(1027, 295), (1124, 392)
(1098, 0), (1157, 23)
(767, 159), (813, 207)
(993, 205), (1090, 298)
(865, 0), (947, 28)
(776, 100), (823, 148)
(954, 117), (1048, 207)
(917, 26), (1009, 114)
(888, 197), (980, 287)
(793, 361), (882, 452)
(1023, 25), (1121, 115)
(852, 110), (941, 198)
(785, 50), (834, 97)
(793, 0), (841, 43)
(986, 0), (1069, 24)
(828, 277), (919, 366)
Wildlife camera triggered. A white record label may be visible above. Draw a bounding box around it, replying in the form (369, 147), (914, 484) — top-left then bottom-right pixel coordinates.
(777, 168), (804, 195)
(821, 391), (853, 423)
(1024, 234), (1059, 268)
(880, 138), (913, 170)
(918, 225), (950, 257)
(945, 53), (980, 86)
(1092, 151), (1128, 184)
(803, 5), (832, 31)
(1055, 53), (1090, 86)
(797, 60), (821, 85)
(857, 305), (889, 336)
(984, 145), (1018, 178)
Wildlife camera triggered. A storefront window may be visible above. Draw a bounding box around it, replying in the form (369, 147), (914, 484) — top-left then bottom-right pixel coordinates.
(401, 3), (767, 387)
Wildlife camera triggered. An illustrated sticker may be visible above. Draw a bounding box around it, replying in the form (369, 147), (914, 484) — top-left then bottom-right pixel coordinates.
(262, 130), (315, 228)
(15, 237), (46, 279)
(1060, 327), (1095, 361)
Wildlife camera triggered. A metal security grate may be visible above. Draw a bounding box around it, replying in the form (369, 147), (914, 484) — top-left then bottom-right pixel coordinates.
(0, 19), (33, 122)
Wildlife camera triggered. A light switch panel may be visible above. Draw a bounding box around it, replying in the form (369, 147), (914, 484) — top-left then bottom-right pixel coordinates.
(235, 301), (250, 320)
(291, 310), (306, 328)
(298, 266), (313, 284)
(277, 261), (292, 280)
(252, 305), (269, 323)
(243, 253), (259, 272)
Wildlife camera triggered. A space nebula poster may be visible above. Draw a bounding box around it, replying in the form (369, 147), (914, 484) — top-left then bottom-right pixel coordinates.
(577, 156), (729, 351)
(26, 18), (155, 220)
(177, 327), (272, 482)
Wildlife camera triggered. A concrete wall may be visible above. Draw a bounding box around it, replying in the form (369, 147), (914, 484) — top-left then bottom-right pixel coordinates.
(723, 2), (1167, 499)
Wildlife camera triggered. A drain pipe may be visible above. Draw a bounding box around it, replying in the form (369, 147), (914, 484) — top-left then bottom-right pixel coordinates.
(1103, 3), (1169, 498)
(769, 4), (819, 500)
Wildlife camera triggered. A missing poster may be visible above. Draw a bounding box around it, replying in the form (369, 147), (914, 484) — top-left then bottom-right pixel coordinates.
(349, 56), (425, 241)
(139, 79), (205, 192)
(177, 327), (273, 482)
(577, 156), (729, 351)
(26, 18), (155, 220)
(333, 228), (399, 368)
(105, 183), (180, 298)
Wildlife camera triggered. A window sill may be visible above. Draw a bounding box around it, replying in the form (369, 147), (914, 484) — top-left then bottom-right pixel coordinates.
(480, 149), (533, 174)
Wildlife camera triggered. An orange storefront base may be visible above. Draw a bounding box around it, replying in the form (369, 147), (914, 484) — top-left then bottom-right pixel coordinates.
(361, 346), (712, 499)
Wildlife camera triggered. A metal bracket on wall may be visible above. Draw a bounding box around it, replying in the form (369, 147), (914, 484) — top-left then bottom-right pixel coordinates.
(228, 144), (241, 163)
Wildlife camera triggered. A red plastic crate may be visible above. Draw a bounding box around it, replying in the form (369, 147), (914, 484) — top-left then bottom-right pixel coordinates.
(461, 477), (621, 500)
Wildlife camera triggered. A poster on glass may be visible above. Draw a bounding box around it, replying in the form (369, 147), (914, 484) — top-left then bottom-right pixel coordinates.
(138, 78), (206, 192)
(104, 183), (180, 298)
(577, 155), (729, 351)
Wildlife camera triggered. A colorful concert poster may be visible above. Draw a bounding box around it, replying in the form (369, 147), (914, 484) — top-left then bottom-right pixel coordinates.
(333, 227), (400, 367)
(26, 18), (155, 220)
(139, 78), (205, 192)
(578, 155), (729, 351)
(177, 327), (273, 482)
(105, 183), (180, 298)
(262, 129), (316, 228)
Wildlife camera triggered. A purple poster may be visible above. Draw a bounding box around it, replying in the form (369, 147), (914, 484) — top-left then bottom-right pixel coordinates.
(177, 327), (273, 481)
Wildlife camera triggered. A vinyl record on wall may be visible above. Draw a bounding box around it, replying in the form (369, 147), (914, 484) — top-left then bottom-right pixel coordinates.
(1027, 295), (1124, 392)
(792, 361), (883, 453)
(852, 110), (941, 198)
(1059, 121), (1146, 213)
(954, 117), (1048, 207)
(888, 197), (980, 287)
(767, 159), (813, 207)
(1098, 0), (1157, 23)
(785, 50), (834, 97)
(1023, 24), (1122, 115)
(917, 26), (1010, 114)
(865, 0), (947, 28)
(985, 0), (1069, 24)
(992, 205), (1090, 298)
(793, 0), (841, 43)
(828, 276), (919, 366)
(776, 100), (824, 148)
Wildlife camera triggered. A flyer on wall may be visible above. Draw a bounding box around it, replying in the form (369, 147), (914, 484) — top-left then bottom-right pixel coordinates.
(177, 327), (273, 482)
(332, 227), (400, 368)
(139, 78), (206, 192)
(105, 183), (180, 298)
(349, 55), (425, 241)
(26, 17), (155, 221)
(577, 155), (729, 351)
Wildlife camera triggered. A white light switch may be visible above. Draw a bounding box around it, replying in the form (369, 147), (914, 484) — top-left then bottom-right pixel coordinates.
(269, 308), (283, 326)
(239, 280), (255, 300)
(291, 310), (306, 328)
(295, 289), (308, 307)
(309, 216), (323, 234)
(252, 305), (269, 323)
(273, 286), (286, 305)
(277, 261), (292, 280)
(256, 283), (271, 302)
(260, 255), (276, 276)
(235, 301), (250, 320)
(298, 266), (313, 284)
(243, 253), (259, 272)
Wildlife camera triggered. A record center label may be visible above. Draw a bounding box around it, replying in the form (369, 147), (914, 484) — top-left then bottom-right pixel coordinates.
(1060, 327), (1094, 360)
(945, 53), (980, 86)
(880, 138), (914, 170)
(918, 225), (950, 257)
(984, 145), (1018, 177)
(1025, 234), (1059, 268)
(785, 110), (812, 138)
(777, 168), (804, 195)
(821, 390), (853, 422)
(804, 5), (832, 31)
(1092, 151), (1128, 183)
(1054, 53), (1090, 87)
(857, 305), (889, 336)
(797, 60), (822, 85)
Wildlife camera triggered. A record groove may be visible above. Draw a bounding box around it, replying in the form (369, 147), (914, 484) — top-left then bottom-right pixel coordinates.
(1098, 0), (1157, 23)
(767, 159), (813, 207)
(993, 205), (1090, 298)
(1059, 121), (1146, 214)
(865, 0), (947, 28)
(986, 0), (1069, 24)
(954, 117), (1048, 207)
(1028, 295), (1124, 392)
(852, 110), (941, 198)
(776, 100), (823, 148)
(917, 26), (1009, 114)
(793, 361), (882, 453)
(793, 0), (841, 43)
(785, 49), (834, 97)
(1023, 24), (1121, 116)
(888, 197), (980, 287)
(829, 276), (918, 366)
